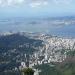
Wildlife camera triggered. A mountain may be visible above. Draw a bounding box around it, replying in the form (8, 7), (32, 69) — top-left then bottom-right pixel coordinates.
(0, 32), (75, 75)
(0, 32), (43, 72)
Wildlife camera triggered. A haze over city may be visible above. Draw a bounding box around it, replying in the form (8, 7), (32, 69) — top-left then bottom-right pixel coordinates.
(0, 0), (75, 75)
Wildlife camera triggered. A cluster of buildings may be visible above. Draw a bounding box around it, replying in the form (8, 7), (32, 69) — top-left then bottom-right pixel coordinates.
(1, 32), (75, 75)
(15, 33), (75, 75)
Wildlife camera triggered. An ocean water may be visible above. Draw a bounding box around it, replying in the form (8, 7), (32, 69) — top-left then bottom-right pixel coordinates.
(0, 18), (75, 38)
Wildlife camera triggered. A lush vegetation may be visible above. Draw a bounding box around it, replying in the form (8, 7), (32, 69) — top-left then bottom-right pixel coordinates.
(0, 33), (75, 75)
(34, 61), (75, 75)
(0, 33), (43, 73)
(22, 68), (34, 75)
(33, 50), (75, 75)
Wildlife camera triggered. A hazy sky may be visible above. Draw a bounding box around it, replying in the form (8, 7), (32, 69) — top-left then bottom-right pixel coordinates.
(0, 0), (75, 18)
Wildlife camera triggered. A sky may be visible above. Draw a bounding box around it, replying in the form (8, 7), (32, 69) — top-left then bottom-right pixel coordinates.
(0, 0), (75, 18)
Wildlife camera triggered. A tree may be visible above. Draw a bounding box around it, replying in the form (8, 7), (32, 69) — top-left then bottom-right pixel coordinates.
(22, 68), (34, 75)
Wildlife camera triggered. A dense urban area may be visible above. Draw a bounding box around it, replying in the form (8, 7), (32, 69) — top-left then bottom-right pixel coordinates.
(0, 32), (75, 75)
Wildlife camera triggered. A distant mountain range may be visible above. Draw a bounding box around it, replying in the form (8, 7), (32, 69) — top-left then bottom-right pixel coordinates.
(0, 16), (75, 37)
